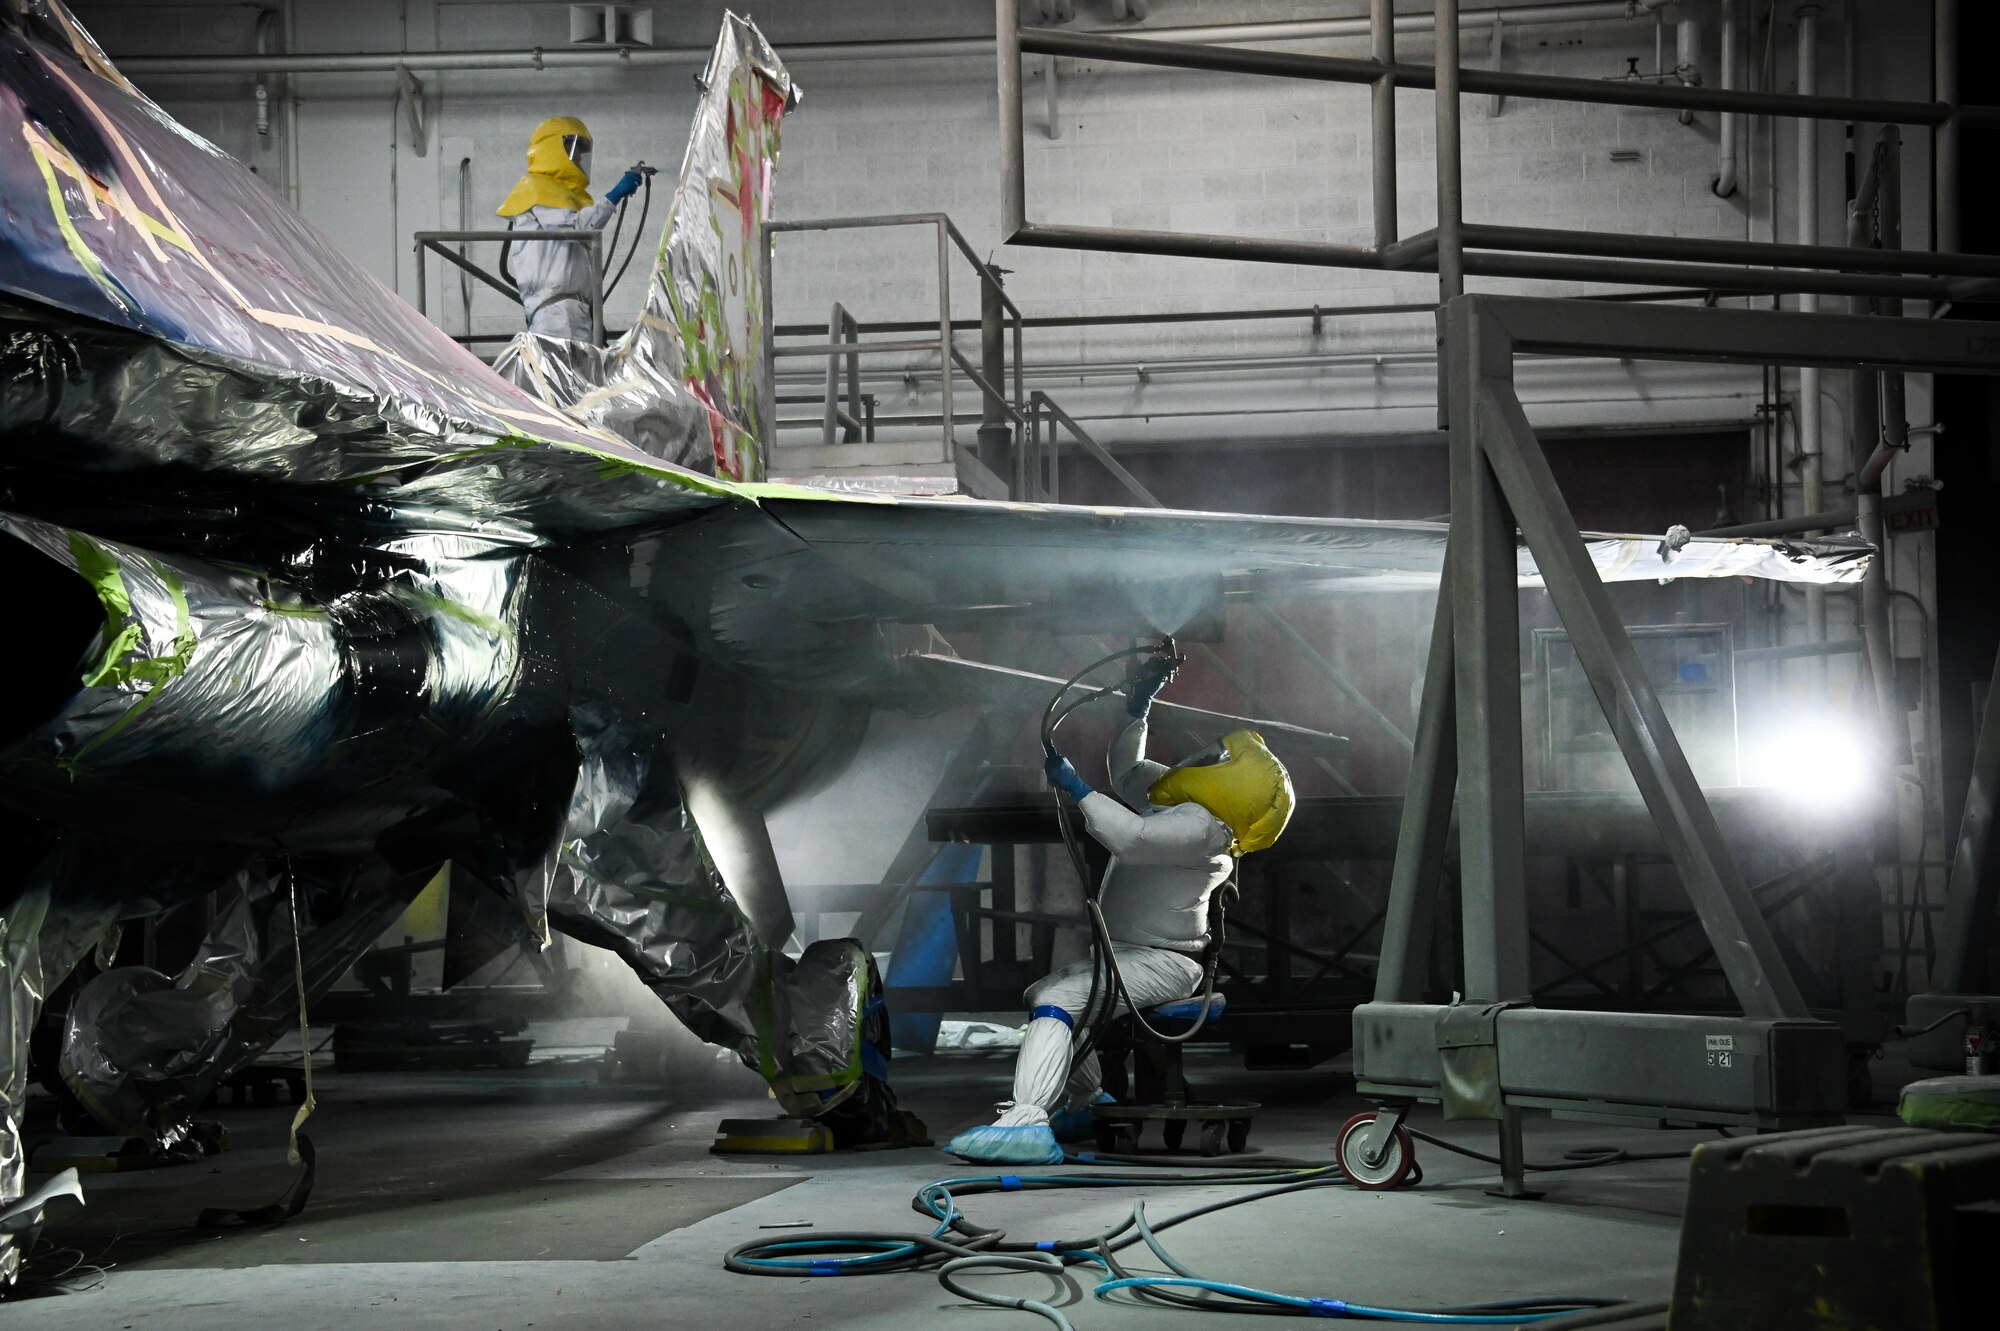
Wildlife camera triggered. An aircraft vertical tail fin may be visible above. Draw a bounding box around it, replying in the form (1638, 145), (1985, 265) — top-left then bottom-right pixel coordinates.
(494, 14), (796, 484)
(653, 15), (795, 483)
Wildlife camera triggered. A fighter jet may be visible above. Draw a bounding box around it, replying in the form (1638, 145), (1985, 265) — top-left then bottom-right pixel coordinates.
(0, 1), (1864, 1279)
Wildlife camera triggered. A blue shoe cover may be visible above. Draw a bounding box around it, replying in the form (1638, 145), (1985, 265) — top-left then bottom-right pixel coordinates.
(943, 1122), (1065, 1165)
(1049, 1094), (1115, 1144)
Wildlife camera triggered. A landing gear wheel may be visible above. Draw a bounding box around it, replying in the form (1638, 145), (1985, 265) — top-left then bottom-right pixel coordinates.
(1336, 1112), (1415, 1190)
(1198, 1120), (1227, 1157)
(1162, 1119), (1187, 1152)
(1227, 1118), (1251, 1153)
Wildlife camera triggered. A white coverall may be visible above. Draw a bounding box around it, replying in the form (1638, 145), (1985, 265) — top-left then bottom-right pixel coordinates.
(508, 200), (618, 340)
(992, 715), (1234, 1129)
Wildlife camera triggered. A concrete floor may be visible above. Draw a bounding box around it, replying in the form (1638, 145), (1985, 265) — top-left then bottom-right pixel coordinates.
(15, 1030), (1824, 1329)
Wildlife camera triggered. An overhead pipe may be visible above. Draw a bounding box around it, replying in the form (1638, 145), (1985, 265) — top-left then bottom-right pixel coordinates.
(1714, 0), (1740, 196)
(1936, 0), (1959, 255)
(1796, 5), (1826, 660)
(1371, 0), (1397, 250)
(1859, 128), (1910, 762)
(114, 2), (1674, 76)
(1020, 25), (1955, 125)
(1697, 509), (1857, 539)
(1675, 17), (1700, 126)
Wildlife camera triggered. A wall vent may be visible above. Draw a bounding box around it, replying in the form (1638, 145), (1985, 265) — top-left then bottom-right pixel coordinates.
(568, 5), (655, 47)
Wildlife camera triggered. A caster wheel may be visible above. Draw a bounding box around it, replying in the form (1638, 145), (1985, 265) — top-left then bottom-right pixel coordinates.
(1093, 1122), (1118, 1153)
(1336, 1112), (1415, 1190)
(1109, 1123), (1140, 1154)
(1227, 1119), (1251, 1153)
(1162, 1119), (1187, 1152)
(1198, 1120), (1227, 1157)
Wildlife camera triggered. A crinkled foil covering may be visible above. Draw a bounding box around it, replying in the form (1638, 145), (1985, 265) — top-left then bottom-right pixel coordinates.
(500, 705), (867, 1117)
(60, 860), (429, 1148)
(495, 14), (795, 483)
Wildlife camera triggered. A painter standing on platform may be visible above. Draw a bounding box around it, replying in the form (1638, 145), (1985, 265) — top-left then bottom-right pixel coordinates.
(496, 116), (641, 340)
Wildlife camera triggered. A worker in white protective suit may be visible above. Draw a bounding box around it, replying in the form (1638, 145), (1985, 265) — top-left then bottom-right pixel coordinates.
(944, 655), (1295, 1165)
(496, 116), (642, 340)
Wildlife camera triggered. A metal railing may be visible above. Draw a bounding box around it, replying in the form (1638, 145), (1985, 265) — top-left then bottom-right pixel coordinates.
(760, 213), (1025, 498)
(994, 0), (2000, 305)
(412, 227), (606, 347)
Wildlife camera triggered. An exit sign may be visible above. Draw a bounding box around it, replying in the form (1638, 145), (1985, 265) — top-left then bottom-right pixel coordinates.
(1884, 490), (1940, 536)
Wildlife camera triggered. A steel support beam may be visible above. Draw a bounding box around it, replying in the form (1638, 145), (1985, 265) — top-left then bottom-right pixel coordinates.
(1479, 296), (2000, 371)
(1932, 639), (2000, 994)
(1435, 0), (1466, 302)
(1373, 562), (1459, 1004)
(1370, 0), (1397, 252)
(1456, 301), (1810, 1020)
(1449, 301), (1528, 1002)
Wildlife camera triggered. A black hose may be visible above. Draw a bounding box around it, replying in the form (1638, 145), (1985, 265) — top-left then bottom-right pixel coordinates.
(604, 173), (653, 300)
(1038, 643), (1159, 1072)
(725, 1165), (1629, 1325)
(1039, 639), (1232, 1063)
(1404, 1127), (1709, 1171)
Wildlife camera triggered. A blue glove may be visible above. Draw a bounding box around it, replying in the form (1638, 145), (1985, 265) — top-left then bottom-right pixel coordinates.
(1127, 655), (1178, 718)
(1044, 750), (1093, 802)
(605, 169), (642, 204)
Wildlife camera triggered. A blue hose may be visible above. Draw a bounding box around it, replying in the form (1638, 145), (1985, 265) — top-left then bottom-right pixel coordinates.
(723, 1164), (1628, 1324)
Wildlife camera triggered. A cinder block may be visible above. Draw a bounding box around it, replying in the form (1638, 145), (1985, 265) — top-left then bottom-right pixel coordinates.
(1169, 201), (1241, 233)
(1297, 196), (1361, 231)
(1266, 101), (1330, 132)
(1517, 150), (1588, 184)
(1140, 170), (1203, 202)
(1486, 119), (1559, 153)
(1234, 198), (1300, 232)
(1262, 166), (1327, 200)
(1618, 175), (1690, 213)
(1201, 168), (1266, 201)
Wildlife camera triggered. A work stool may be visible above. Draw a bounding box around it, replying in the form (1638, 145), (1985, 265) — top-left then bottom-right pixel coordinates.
(1091, 993), (1258, 1156)
(1668, 1123), (2000, 1331)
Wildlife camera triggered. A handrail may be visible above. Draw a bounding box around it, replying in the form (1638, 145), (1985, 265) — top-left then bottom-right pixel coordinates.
(761, 212), (1024, 480)
(993, 0), (2000, 304)
(412, 226), (604, 346)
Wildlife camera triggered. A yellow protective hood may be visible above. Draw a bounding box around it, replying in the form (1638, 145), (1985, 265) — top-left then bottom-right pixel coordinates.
(1147, 729), (1295, 855)
(496, 116), (594, 217)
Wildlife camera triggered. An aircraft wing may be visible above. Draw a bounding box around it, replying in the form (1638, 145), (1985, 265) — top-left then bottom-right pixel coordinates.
(0, 4), (1864, 700)
(647, 486), (1866, 694)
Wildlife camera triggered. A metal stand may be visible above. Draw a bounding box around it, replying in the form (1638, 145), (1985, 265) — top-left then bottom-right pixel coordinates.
(1358, 296), (2000, 1153)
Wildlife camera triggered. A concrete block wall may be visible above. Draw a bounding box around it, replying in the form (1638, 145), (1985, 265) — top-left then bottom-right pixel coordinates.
(79, 4), (1795, 359)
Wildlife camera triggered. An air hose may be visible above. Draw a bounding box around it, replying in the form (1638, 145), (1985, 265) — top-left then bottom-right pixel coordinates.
(497, 168), (654, 319)
(602, 169), (654, 300)
(724, 1164), (1630, 1328)
(1037, 639), (1230, 1068)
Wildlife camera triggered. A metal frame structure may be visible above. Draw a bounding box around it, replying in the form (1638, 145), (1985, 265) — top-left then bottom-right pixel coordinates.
(413, 227), (606, 347)
(759, 214), (1025, 499)
(1352, 294), (2000, 1192)
(993, 0), (2000, 305)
